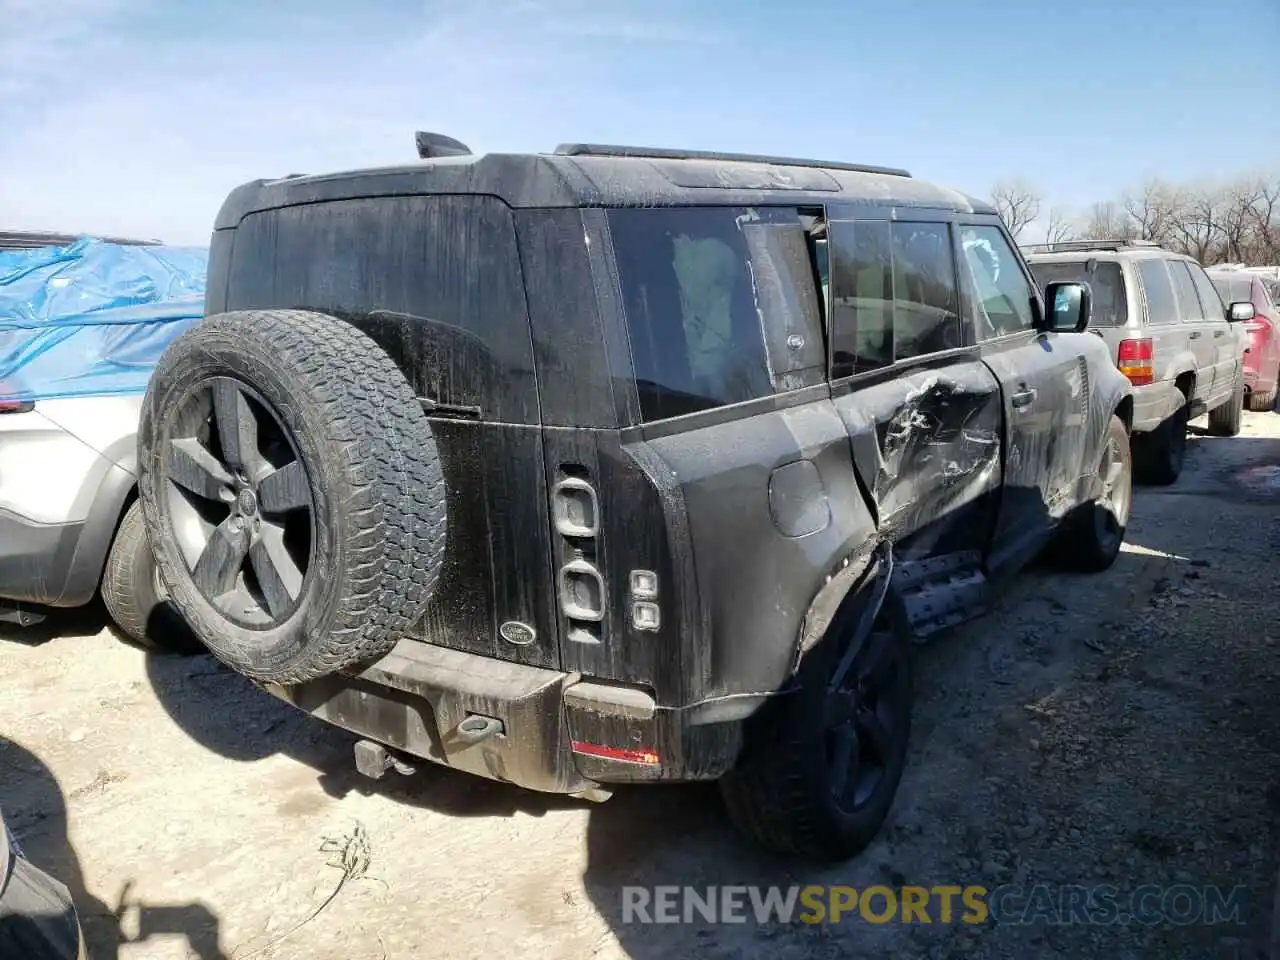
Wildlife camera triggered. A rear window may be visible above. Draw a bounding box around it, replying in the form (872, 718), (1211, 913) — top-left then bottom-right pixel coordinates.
(608, 206), (826, 423)
(1029, 260), (1127, 327)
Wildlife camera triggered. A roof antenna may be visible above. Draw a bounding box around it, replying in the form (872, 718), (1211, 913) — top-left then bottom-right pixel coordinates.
(415, 131), (472, 159)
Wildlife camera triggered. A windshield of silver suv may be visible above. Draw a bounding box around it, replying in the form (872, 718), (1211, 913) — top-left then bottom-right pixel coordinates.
(1029, 260), (1128, 327)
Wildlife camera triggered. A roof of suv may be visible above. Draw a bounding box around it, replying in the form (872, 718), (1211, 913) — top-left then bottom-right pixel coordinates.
(213, 141), (996, 230)
(1023, 239), (1192, 265)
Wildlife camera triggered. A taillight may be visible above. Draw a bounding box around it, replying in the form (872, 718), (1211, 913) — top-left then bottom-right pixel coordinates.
(0, 383), (33, 414)
(1117, 338), (1154, 386)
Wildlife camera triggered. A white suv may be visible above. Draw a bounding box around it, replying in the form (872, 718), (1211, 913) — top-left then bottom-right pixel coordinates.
(1027, 240), (1253, 484)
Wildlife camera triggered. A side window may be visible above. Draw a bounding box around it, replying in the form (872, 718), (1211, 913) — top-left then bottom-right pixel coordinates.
(827, 220), (960, 377)
(1169, 261), (1206, 323)
(891, 223), (961, 360)
(958, 225), (1036, 339)
(829, 220), (893, 376)
(608, 206), (826, 423)
(1136, 260), (1178, 325)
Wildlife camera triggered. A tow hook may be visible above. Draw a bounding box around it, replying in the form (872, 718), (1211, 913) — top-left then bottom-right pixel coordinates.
(353, 739), (417, 780)
(453, 714), (504, 746)
(0, 604), (45, 627)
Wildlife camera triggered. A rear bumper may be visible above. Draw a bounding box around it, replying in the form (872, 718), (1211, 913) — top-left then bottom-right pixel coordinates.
(0, 510), (86, 607)
(1130, 380), (1185, 434)
(263, 640), (752, 794)
(0, 461), (134, 609)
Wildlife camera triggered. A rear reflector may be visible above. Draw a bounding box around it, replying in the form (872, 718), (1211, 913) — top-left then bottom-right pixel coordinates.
(1117, 338), (1154, 386)
(570, 740), (660, 765)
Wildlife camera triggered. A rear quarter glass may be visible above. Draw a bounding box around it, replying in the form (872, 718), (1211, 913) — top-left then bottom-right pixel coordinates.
(1029, 260), (1127, 326)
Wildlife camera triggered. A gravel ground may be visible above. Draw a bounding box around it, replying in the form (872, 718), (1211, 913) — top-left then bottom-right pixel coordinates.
(2, 408), (1278, 960)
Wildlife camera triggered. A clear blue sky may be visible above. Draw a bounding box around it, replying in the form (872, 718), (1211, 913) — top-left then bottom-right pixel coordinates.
(1, 0), (1276, 244)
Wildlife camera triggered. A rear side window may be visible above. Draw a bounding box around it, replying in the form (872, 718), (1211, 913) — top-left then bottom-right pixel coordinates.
(609, 206), (826, 423)
(827, 220), (960, 377)
(1168, 261), (1206, 323)
(226, 195), (537, 424)
(1136, 260), (1178, 325)
(1191, 269), (1225, 319)
(1029, 260), (1128, 327)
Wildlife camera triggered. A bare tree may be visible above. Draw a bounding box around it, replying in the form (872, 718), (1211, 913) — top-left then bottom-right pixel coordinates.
(1169, 186), (1223, 263)
(1245, 175), (1279, 262)
(990, 179), (1042, 240)
(1077, 201), (1135, 241)
(1122, 178), (1178, 244)
(1219, 178), (1263, 263)
(1044, 207), (1075, 246)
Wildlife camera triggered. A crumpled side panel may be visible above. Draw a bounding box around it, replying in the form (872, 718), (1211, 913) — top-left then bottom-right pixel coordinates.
(0, 237), (207, 402)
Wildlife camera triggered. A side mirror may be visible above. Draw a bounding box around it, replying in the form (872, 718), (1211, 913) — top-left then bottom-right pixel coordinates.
(1228, 301), (1256, 322)
(1041, 281), (1092, 333)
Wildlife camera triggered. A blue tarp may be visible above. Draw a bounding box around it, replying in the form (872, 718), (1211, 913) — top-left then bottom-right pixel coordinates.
(0, 236), (207, 402)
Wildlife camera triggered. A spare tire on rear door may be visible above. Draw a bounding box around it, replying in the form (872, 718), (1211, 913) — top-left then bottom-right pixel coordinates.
(137, 309), (448, 685)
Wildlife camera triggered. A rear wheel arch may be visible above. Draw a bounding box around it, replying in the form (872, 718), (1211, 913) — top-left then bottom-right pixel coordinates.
(790, 544), (882, 679)
(1174, 371), (1195, 402)
(1114, 394), (1134, 432)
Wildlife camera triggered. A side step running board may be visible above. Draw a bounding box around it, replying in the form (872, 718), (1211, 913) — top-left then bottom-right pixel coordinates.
(891, 551), (991, 640)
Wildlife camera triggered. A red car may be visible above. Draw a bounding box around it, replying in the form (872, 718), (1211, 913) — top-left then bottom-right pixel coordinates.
(1208, 268), (1280, 411)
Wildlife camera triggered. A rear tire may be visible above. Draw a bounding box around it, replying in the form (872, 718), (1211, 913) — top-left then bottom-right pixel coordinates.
(1207, 376), (1244, 436)
(719, 587), (913, 861)
(101, 501), (203, 654)
(1247, 385), (1276, 412)
(138, 309), (448, 685)
(1050, 415), (1132, 573)
(1134, 400), (1187, 486)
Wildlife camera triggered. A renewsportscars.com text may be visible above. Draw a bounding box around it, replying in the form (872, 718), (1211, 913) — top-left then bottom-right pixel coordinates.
(621, 884), (1250, 927)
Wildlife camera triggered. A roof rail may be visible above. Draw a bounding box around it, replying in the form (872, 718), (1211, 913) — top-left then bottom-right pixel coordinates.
(552, 143), (912, 178)
(1025, 238), (1162, 254)
(0, 230), (161, 250)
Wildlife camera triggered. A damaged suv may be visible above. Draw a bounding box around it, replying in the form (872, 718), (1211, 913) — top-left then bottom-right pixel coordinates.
(138, 137), (1134, 860)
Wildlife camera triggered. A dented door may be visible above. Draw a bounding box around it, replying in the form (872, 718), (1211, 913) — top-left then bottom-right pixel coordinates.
(824, 214), (1002, 562)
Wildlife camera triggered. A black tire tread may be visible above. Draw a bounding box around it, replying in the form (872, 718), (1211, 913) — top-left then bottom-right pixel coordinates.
(719, 600), (913, 862)
(101, 501), (153, 646)
(101, 501), (202, 653)
(140, 309), (446, 684)
(1134, 401), (1187, 486)
(1247, 388), (1276, 412)
(1207, 378), (1243, 437)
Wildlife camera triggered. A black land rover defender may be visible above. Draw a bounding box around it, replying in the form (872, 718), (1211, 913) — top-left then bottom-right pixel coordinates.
(137, 135), (1134, 860)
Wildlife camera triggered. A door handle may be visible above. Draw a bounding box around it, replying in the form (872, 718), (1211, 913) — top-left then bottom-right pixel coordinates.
(1188, 331), (1202, 339)
(1010, 387), (1037, 410)
(1213, 330), (1225, 338)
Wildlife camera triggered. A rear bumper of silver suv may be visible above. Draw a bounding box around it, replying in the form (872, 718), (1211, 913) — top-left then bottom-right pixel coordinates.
(1130, 380), (1188, 434)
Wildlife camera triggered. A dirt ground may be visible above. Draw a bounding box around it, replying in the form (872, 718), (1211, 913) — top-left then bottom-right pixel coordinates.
(3, 408), (1279, 960)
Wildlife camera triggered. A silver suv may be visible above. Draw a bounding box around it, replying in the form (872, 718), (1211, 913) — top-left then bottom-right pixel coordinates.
(1026, 239), (1250, 484)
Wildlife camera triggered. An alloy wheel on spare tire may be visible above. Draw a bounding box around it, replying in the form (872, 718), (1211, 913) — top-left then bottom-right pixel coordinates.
(137, 309), (448, 685)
